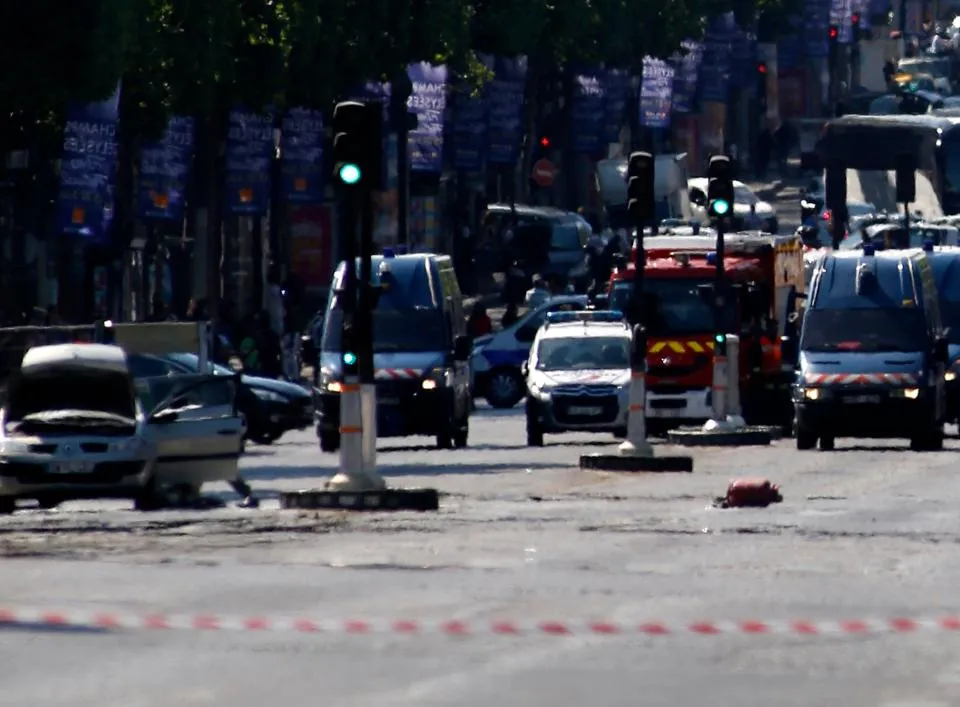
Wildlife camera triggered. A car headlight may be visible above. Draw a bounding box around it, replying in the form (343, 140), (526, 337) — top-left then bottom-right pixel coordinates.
(946, 371), (957, 382)
(0, 440), (30, 455)
(422, 367), (453, 390)
(109, 438), (148, 453)
(319, 371), (343, 393)
(529, 380), (552, 398)
(253, 388), (288, 403)
(801, 387), (821, 400)
(892, 387), (921, 399)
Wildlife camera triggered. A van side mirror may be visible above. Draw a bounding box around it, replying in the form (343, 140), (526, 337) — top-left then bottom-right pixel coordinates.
(520, 360), (529, 377)
(934, 337), (949, 363)
(453, 335), (471, 361)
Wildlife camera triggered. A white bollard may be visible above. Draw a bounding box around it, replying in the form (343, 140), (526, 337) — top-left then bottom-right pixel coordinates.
(359, 383), (378, 476)
(327, 377), (385, 491)
(703, 342), (731, 431)
(619, 368), (653, 457)
(725, 334), (746, 428)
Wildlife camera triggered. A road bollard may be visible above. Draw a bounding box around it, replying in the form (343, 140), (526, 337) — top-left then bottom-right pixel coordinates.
(327, 377), (385, 492)
(618, 325), (653, 458)
(725, 334), (746, 428)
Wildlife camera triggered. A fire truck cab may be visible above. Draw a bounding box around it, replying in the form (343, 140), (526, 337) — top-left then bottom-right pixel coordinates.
(608, 231), (805, 433)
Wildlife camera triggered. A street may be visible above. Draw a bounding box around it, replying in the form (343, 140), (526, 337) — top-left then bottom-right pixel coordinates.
(5, 185), (959, 707)
(4, 403), (960, 706)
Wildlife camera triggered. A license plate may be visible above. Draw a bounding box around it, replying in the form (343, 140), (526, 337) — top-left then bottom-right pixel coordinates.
(50, 461), (94, 474)
(568, 405), (603, 416)
(844, 394), (881, 404)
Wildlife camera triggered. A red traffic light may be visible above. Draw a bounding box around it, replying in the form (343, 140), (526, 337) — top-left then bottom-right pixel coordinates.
(757, 62), (767, 74)
(540, 136), (551, 148)
(851, 12), (861, 25)
(829, 25), (839, 39)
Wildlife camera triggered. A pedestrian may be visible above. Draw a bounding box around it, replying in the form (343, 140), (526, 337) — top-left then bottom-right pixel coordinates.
(524, 277), (551, 309)
(501, 302), (519, 329)
(258, 310), (283, 379)
(467, 302), (493, 339)
(238, 314), (261, 373)
(755, 129), (772, 180)
(281, 312), (301, 381)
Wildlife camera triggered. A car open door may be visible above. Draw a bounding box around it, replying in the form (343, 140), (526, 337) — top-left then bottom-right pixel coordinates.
(139, 373), (244, 489)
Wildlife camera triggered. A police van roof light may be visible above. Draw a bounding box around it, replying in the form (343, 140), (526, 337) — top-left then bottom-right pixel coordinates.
(862, 242), (876, 256)
(382, 248), (395, 258)
(705, 251), (718, 265)
(923, 239), (935, 252)
(545, 310), (624, 325)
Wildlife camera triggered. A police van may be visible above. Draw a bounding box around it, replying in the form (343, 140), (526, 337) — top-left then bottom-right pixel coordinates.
(521, 310), (631, 445)
(794, 243), (949, 451)
(315, 252), (472, 451)
(926, 246), (960, 427)
(471, 294), (589, 408)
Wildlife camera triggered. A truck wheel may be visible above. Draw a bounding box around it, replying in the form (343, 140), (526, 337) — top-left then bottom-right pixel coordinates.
(319, 428), (340, 453)
(818, 436), (835, 451)
(485, 368), (524, 409)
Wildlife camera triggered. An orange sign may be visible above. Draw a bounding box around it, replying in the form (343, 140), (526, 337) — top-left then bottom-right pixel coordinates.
(238, 187), (253, 203)
(532, 159), (558, 187)
(151, 192), (169, 208)
(294, 177), (307, 192)
(71, 207), (85, 224)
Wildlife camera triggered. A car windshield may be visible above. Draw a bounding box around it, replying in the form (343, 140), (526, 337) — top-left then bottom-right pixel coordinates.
(537, 336), (629, 371)
(166, 353), (235, 376)
(6, 371), (136, 422)
(322, 307), (447, 353)
(609, 278), (719, 335)
(551, 221), (584, 251)
(734, 185), (758, 205)
(800, 308), (928, 352)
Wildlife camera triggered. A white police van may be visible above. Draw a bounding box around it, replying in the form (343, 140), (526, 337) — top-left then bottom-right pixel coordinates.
(471, 294), (589, 408)
(520, 310), (632, 446)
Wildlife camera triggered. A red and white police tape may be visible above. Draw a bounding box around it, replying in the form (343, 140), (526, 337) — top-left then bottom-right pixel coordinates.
(4, 607), (960, 637)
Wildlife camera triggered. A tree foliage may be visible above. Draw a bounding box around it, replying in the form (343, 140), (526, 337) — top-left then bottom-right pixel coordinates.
(2, 0), (803, 134)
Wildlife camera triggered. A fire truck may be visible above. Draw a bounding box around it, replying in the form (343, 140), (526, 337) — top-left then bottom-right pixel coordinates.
(607, 231), (805, 434)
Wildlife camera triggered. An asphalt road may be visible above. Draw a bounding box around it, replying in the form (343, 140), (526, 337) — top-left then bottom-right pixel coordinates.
(10, 190), (960, 706)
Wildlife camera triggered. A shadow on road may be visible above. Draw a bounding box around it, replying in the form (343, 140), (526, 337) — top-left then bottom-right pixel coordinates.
(243, 459), (561, 482)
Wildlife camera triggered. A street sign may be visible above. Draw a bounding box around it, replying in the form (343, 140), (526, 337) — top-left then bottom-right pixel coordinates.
(532, 159), (558, 187)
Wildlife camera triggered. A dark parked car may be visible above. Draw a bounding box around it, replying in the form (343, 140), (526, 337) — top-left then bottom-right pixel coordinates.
(127, 353), (313, 445)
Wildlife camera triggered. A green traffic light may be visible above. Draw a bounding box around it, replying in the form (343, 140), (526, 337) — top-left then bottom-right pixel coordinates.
(338, 163), (361, 185)
(714, 333), (725, 344)
(710, 199), (730, 216)
(343, 352), (357, 365)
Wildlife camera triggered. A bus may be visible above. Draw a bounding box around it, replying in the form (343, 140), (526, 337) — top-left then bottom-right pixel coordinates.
(816, 114), (960, 215)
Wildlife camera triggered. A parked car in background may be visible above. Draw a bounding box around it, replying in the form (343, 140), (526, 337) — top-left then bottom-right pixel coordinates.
(127, 353), (312, 445)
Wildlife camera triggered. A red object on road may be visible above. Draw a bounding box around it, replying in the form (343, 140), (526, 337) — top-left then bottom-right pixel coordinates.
(532, 158), (558, 187)
(719, 478), (783, 508)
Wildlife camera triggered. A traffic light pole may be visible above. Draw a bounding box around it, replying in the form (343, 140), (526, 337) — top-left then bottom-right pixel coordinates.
(357, 186), (379, 476)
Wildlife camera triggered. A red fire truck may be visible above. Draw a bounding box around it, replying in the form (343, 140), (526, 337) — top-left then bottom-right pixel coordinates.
(607, 231), (805, 434)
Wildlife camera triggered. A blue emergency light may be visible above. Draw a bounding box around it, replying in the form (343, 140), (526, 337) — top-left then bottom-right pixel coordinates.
(705, 251), (718, 265)
(382, 248), (395, 258)
(923, 239), (935, 252)
(545, 310), (625, 325)
(862, 242), (876, 256)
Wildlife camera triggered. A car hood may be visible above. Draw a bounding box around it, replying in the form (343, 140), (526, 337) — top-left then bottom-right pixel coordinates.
(319, 351), (446, 379)
(799, 350), (925, 385)
(242, 375), (310, 398)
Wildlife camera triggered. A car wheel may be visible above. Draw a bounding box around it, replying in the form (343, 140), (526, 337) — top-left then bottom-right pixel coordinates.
(319, 428), (340, 453)
(133, 478), (165, 512)
(485, 368), (524, 409)
(795, 427), (817, 450)
(818, 435), (835, 451)
(251, 428), (282, 445)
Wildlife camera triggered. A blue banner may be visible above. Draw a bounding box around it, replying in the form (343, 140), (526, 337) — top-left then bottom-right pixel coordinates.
(778, 14), (805, 70)
(407, 62), (448, 173)
(671, 40), (703, 114)
(805, 0), (833, 57)
(602, 68), (631, 143)
(137, 116), (194, 221)
(729, 28), (757, 90)
(451, 61), (490, 173)
(487, 56), (527, 166)
(698, 15), (735, 103)
(281, 108), (323, 204)
(640, 57), (674, 128)
(571, 66), (605, 154)
(56, 85), (120, 238)
(831, 0), (854, 43)
(225, 109), (274, 216)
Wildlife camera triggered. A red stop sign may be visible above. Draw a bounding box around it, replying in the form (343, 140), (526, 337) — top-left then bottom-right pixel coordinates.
(532, 159), (557, 187)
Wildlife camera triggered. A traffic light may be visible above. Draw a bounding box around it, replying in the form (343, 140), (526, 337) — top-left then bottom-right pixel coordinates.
(626, 151), (655, 225)
(756, 61), (767, 75)
(341, 316), (359, 378)
(757, 62), (768, 104)
(828, 24), (839, 40)
(540, 136), (551, 149)
(851, 12), (861, 38)
(331, 101), (383, 191)
(706, 155), (734, 219)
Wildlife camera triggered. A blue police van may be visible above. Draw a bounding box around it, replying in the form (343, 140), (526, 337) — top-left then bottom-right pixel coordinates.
(927, 246), (960, 427)
(794, 244), (949, 451)
(314, 252), (472, 451)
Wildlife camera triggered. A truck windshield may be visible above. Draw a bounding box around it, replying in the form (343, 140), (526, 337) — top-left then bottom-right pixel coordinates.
(609, 279), (717, 335)
(321, 308), (447, 353)
(801, 308), (928, 352)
